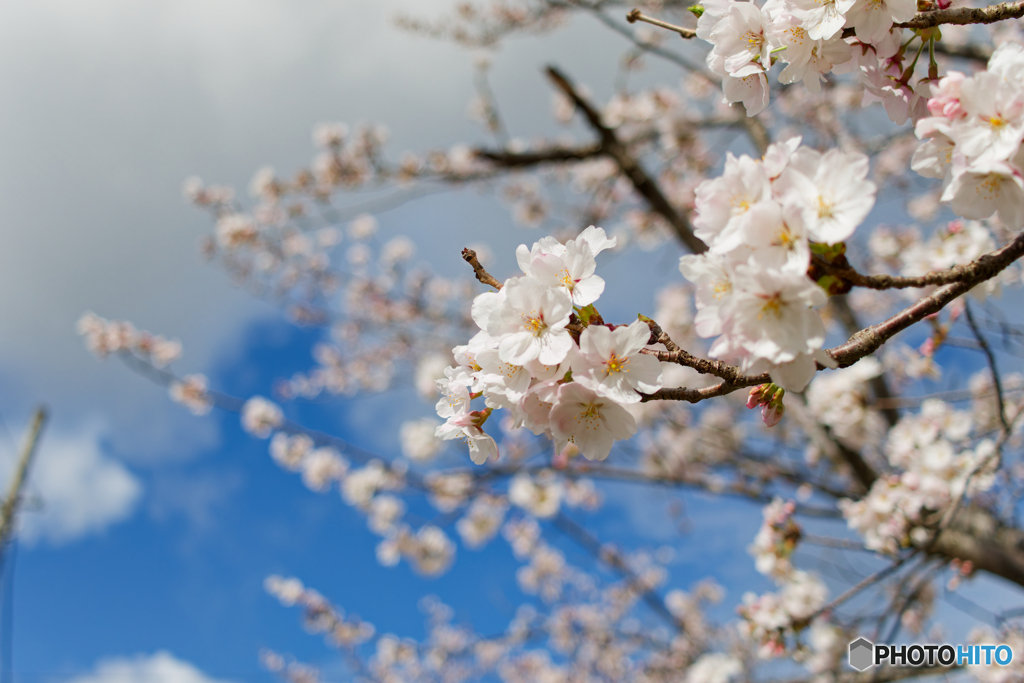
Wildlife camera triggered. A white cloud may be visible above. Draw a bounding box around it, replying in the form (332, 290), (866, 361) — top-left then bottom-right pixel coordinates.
(14, 425), (142, 545)
(66, 651), (233, 683)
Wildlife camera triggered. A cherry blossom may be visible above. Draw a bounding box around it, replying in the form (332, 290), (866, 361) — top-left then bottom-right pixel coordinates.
(573, 321), (664, 404)
(485, 277), (574, 366)
(549, 382), (638, 461)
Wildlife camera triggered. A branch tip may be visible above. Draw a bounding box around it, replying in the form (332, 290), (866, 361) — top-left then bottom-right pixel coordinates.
(461, 248), (503, 291)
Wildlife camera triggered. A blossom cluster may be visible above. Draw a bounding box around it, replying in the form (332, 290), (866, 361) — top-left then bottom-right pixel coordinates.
(913, 43), (1024, 229)
(698, 0), (918, 119)
(748, 498), (801, 579)
(264, 575), (375, 648)
(680, 137), (877, 391)
(839, 399), (997, 554)
(435, 226), (664, 463)
(737, 569), (828, 657)
(806, 357), (886, 451)
(76, 313), (214, 415)
(740, 498), (830, 658)
(77, 312), (182, 367)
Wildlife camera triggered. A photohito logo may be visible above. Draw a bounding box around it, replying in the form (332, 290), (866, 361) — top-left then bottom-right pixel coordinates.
(848, 638), (1014, 671)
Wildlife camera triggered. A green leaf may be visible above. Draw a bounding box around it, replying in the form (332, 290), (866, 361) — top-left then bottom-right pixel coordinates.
(809, 241), (846, 259)
(579, 304), (600, 326)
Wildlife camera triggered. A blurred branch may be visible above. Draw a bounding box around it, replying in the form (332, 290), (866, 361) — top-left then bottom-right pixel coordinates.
(0, 408), (47, 561)
(934, 41), (993, 61)
(964, 299), (1010, 433)
(545, 65), (710, 254)
(476, 142), (604, 167)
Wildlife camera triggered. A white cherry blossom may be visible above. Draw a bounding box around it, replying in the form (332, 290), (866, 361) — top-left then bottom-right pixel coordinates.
(787, 0), (857, 40)
(435, 410), (500, 465)
(573, 321), (664, 404)
(242, 396), (284, 438)
(484, 277), (574, 366)
(549, 382), (638, 461)
(775, 147), (877, 244)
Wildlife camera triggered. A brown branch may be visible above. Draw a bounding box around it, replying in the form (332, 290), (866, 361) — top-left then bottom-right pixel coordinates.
(934, 40), (993, 61)
(639, 317), (753, 383)
(641, 232), (1024, 406)
(545, 65), (710, 254)
(828, 231), (1024, 368)
(813, 246), (1020, 291)
(474, 143), (604, 168)
(899, 0), (1024, 28)
(642, 378), (768, 403)
(475, 119), (743, 172)
(461, 248), (503, 290)
(625, 8), (697, 38)
(930, 506), (1024, 589)
(641, 346), (757, 384)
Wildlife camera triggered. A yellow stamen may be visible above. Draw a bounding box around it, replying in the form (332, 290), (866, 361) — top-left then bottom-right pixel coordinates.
(816, 195), (834, 219)
(759, 295), (784, 320)
(605, 352), (629, 376)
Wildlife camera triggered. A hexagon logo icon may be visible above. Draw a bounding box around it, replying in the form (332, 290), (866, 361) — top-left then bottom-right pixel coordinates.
(849, 637), (874, 671)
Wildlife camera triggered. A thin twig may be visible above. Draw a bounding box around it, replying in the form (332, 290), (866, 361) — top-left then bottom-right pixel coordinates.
(964, 299), (1009, 433)
(625, 8), (697, 38)
(551, 0), (712, 75)
(551, 513), (685, 631)
(798, 552), (915, 627)
(545, 65), (710, 254)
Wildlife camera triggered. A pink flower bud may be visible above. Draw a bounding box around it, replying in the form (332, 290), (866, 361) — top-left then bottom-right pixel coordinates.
(762, 401), (784, 428)
(747, 384), (769, 409)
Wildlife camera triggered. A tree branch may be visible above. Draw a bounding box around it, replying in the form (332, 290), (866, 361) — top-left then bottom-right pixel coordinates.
(625, 9), (697, 38)
(812, 244), (1020, 291)
(899, 0), (1024, 28)
(829, 231), (1024, 368)
(462, 248), (503, 290)
(475, 142), (604, 168)
(641, 232), (1024, 406)
(964, 299), (1010, 433)
(545, 65), (710, 254)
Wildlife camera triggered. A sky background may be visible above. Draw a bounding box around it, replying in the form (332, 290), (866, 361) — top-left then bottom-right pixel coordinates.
(0, 1), (1019, 682)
